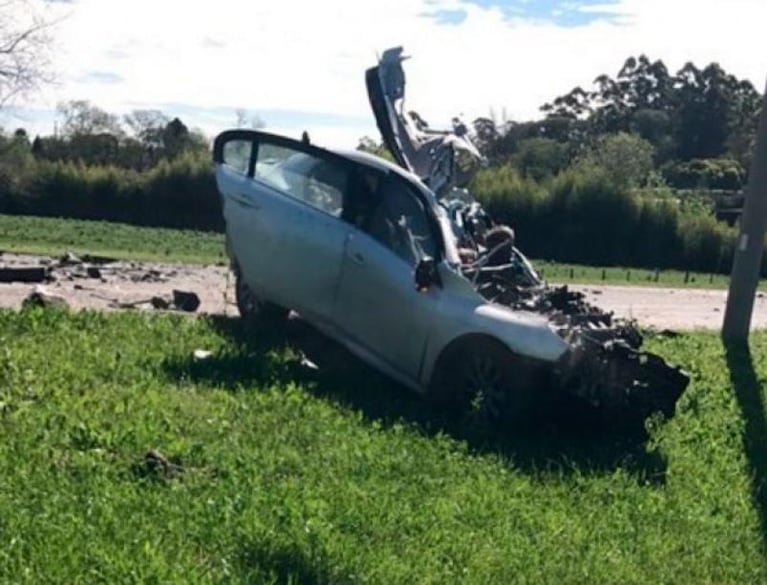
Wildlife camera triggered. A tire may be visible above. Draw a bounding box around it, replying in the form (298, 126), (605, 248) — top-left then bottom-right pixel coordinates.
(430, 337), (542, 427)
(233, 266), (288, 323)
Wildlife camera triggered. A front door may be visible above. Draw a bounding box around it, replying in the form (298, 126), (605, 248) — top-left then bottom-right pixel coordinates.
(334, 173), (442, 383)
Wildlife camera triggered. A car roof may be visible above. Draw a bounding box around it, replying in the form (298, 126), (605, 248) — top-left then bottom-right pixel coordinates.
(332, 148), (433, 194)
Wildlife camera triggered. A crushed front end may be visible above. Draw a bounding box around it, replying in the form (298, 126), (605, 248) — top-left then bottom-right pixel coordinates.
(367, 45), (689, 425)
(456, 215), (690, 425)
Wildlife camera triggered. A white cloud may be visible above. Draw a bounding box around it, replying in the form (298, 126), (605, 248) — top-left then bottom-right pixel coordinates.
(5, 0), (767, 147)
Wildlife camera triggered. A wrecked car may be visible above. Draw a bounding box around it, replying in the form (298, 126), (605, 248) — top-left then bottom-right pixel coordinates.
(212, 46), (688, 426)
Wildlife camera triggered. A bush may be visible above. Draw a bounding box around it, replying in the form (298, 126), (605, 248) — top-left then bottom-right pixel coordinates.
(0, 152), (222, 231)
(662, 158), (746, 190)
(473, 163), (745, 275)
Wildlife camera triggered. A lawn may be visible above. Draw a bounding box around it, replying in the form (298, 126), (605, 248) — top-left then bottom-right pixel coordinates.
(1, 213), (763, 290)
(0, 214), (226, 265)
(1, 307), (766, 583)
(535, 260), (755, 290)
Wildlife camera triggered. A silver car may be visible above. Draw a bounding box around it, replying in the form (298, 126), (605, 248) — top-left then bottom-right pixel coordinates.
(213, 47), (687, 424)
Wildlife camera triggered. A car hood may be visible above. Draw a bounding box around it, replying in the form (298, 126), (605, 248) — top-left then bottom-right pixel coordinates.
(365, 46), (484, 197)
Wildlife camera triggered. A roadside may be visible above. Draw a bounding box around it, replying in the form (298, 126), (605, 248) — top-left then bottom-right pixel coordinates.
(2, 251), (765, 330)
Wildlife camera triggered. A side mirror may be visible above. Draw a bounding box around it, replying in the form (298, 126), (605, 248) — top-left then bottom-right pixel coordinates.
(415, 257), (441, 293)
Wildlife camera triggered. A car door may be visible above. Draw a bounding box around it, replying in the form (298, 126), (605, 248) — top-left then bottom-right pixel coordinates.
(334, 173), (443, 383)
(214, 131), (353, 323)
(214, 132), (278, 298)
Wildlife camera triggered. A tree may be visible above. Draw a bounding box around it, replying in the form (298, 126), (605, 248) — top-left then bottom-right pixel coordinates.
(581, 132), (655, 189)
(124, 109), (169, 148)
(0, 0), (56, 107)
(542, 56), (761, 165)
(57, 100), (124, 137)
(235, 108), (265, 129)
(510, 137), (569, 181)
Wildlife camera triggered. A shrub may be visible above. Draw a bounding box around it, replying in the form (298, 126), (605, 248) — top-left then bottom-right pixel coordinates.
(662, 158), (746, 191)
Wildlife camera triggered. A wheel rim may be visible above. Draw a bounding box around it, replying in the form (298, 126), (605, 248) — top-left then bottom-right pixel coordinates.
(461, 353), (506, 420)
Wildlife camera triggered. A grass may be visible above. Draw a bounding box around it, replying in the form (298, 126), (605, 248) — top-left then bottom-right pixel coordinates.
(535, 259), (767, 290)
(1, 307), (767, 583)
(0, 214), (226, 265)
(2, 213), (765, 290)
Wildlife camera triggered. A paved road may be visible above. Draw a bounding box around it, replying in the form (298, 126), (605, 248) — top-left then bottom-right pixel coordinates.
(569, 284), (767, 330)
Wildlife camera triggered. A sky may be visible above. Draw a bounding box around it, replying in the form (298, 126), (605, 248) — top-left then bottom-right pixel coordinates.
(3, 0), (767, 148)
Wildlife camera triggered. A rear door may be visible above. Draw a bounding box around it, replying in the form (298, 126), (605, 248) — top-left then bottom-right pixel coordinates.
(214, 131), (354, 323)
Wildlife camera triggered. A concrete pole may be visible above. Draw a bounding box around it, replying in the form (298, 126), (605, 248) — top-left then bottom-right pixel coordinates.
(723, 80), (767, 340)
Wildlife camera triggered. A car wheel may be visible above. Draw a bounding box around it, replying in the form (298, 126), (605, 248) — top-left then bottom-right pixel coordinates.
(233, 267), (288, 323)
(432, 338), (540, 426)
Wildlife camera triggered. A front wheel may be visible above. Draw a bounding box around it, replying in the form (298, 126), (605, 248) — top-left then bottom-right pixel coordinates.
(431, 338), (542, 427)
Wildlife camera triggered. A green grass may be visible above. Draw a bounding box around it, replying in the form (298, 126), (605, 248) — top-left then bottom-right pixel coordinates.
(535, 259), (767, 290)
(0, 214), (226, 264)
(2, 213), (764, 290)
(1, 307), (767, 583)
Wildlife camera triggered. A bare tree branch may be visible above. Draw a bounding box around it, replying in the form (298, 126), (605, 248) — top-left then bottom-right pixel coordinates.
(0, 0), (60, 108)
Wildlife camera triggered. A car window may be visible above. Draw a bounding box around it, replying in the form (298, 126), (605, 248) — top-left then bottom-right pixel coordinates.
(365, 176), (438, 266)
(221, 139), (252, 174)
(254, 142), (347, 217)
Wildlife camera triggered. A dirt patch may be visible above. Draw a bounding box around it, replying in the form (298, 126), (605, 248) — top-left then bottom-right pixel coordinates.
(0, 252), (764, 329)
(0, 252), (235, 315)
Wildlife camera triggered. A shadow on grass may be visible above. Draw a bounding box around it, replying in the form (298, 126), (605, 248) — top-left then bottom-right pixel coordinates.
(724, 338), (767, 546)
(235, 540), (346, 585)
(164, 315), (667, 482)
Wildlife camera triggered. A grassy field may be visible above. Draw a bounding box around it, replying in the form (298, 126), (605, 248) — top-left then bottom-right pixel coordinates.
(1, 307), (767, 583)
(0, 214), (226, 265)
(534, 260), (758, 290)
(1, 213), (763, 289)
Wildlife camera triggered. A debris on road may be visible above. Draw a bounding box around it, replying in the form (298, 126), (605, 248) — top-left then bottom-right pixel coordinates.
(58, 252), (83, 266)
(133, 449), (184, 480)
(151, 296), (171, 310)
(0, 266), (49, 283)
(23, 286), (69, 309)
(172, 290), (200, 312)
(193, 349), (213, 361)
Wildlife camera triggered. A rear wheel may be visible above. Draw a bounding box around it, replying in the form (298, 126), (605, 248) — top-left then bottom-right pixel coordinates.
(233, 266), (288, 323)
(431, 337), (542, 427)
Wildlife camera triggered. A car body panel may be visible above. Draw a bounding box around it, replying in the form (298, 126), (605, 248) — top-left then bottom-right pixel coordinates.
(334, 228), (438, 384)
(366, 46), (484, 196)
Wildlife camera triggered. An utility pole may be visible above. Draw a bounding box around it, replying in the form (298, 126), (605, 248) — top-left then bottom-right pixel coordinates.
(723, 80), (767, 340)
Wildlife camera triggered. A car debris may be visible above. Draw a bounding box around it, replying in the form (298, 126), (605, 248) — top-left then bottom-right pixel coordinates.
(172, 290), (200, 312)
(23, 286), (69, 309)
(0, 266), (50, 283)
(193, 349), (213, 361)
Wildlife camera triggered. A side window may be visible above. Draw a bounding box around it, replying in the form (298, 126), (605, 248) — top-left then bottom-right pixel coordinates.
(254, 142), (348, 217)
(222, 139), (252, 174)
(366, 176), (438, 266)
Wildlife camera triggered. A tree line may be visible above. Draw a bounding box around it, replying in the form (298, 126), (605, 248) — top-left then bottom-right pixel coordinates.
(468, 56), (760, 191)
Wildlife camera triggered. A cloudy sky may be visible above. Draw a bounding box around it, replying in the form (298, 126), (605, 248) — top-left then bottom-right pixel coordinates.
(4, 0), (767, 147)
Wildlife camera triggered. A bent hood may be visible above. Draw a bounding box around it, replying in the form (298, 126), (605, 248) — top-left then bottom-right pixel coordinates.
(365, 46), (484, 197)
